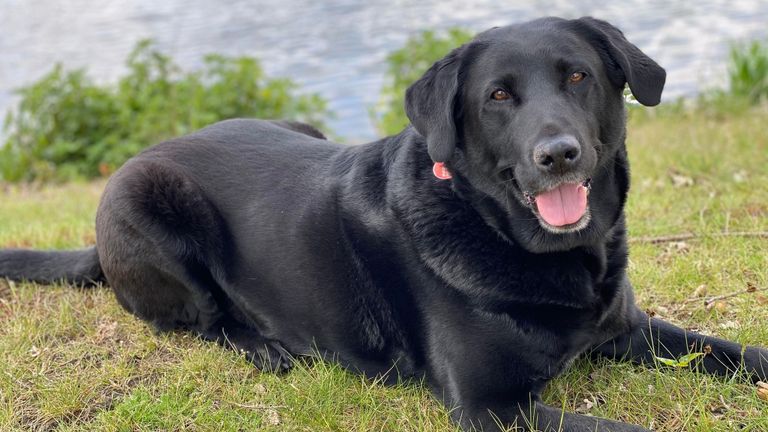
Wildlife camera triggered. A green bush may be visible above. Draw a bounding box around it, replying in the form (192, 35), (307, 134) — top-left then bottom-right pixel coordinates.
(7, 30), (768, 183)
(373, 29), (473, 136)
(727, 39), (768, 103)
(643, 39), (768, 122)
(1, 40), (328, 182)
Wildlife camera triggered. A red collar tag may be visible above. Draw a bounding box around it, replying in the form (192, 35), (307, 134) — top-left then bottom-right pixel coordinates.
(432, 162), (452, 180)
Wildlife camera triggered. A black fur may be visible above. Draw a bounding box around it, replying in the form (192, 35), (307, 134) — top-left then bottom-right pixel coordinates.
(1, 17), (766, 431)
(0, 247), (103, 286)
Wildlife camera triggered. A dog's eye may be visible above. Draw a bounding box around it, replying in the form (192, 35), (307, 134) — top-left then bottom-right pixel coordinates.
(490, 89), (511, 101)
(568, 72), (587, 83)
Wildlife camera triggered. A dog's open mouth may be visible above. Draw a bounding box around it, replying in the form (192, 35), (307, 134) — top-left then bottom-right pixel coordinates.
(524, 179), (592, 231)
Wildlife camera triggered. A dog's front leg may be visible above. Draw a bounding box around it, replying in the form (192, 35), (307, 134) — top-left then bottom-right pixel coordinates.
(594, 311), (768, 382)
(452, 398), (650, 432)
(433, 335), (652, 430)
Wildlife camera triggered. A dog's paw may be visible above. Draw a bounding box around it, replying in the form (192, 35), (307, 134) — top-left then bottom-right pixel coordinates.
(242, 339), (293, 373)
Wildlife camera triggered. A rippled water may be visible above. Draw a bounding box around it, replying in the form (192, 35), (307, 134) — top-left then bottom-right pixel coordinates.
(2, 0), (767, 141)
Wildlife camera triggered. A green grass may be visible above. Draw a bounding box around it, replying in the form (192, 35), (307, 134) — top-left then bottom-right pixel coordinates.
(1, 106), (767, 431)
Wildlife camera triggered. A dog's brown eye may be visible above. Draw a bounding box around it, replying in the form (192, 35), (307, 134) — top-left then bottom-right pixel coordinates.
(491, 89), (511, 101)
(568, 72), (586, 83)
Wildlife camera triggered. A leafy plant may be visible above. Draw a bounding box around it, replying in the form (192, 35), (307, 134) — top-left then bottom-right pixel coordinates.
(1, 40), (329, 182)
(373, 28), (473, 136)
(727, 39), (768, 103)
(654, 352), (705, 368)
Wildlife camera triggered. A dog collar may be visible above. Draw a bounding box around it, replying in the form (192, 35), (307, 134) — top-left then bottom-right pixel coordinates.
(433, 162), (452, 180)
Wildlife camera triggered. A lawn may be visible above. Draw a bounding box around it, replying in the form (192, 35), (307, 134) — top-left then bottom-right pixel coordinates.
(1, 106), (767, 431)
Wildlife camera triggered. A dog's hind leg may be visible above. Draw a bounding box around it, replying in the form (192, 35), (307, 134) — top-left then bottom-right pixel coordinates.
(96, 160), (292, 372)
(96, 160), (226, 332)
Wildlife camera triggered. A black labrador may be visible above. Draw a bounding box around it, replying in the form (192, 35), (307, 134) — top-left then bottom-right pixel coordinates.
(1, 17), (766, 432)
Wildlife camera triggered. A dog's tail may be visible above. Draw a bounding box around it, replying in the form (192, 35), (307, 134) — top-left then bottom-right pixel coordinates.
(0, 246), (104, 286)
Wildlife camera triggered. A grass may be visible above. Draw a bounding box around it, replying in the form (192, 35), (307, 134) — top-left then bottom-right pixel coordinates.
(1, 105), (767, 431)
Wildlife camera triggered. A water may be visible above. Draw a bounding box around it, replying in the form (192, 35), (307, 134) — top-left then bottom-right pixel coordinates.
(2, 0), (767, 141)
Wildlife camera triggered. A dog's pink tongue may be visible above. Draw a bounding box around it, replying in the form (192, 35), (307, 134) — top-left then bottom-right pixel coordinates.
(534, 183), (587, 227)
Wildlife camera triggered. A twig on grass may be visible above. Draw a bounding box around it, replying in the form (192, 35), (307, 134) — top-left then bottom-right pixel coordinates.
(702, 286), (766, 307)
(682, 284), (766, 305)
(630, 231), (768, 245)
(229, 402), (287, 410)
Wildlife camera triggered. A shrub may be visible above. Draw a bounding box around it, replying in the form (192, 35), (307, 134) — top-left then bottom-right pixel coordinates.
(642, 39), (768, 122)
(373, 29), (473, 136)
(1, 40), (328, 182)
(727, 39), (768, 103)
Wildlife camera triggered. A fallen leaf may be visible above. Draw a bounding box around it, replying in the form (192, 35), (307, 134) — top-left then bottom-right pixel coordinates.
(732, 170), (748, 183)
(575, 395), (603, 414)
(669, 170), (694, 188)
(692, 284), (707, 297)
(265, 408), (281, 425)
(664, 241), (690, 255)
(657, 241), (691, 265)
(672, 241), (689, 252)
(706, 301), (729, 312)
(575, 398), (594, 413)
(758, 388), (768, 402)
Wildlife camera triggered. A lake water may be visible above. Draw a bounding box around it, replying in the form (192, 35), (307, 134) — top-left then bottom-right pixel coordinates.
(2, 0), (768, 141)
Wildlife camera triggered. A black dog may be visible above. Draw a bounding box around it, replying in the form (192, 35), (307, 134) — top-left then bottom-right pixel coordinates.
(1, 17), (766, 431)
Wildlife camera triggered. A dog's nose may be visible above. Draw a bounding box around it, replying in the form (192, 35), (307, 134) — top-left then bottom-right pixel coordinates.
(533, 135), (581, 173)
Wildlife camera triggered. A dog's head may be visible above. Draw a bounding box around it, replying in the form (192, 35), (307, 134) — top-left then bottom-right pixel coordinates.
(406, 17), (665, 251)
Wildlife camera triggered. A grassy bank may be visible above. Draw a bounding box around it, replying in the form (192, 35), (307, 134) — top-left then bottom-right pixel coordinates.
(1, 105), (767, 431)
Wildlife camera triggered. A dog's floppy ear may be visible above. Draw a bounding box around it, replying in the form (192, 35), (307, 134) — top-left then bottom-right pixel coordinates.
(572, 17), (666, 106)
(405, 46), (465, 162)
